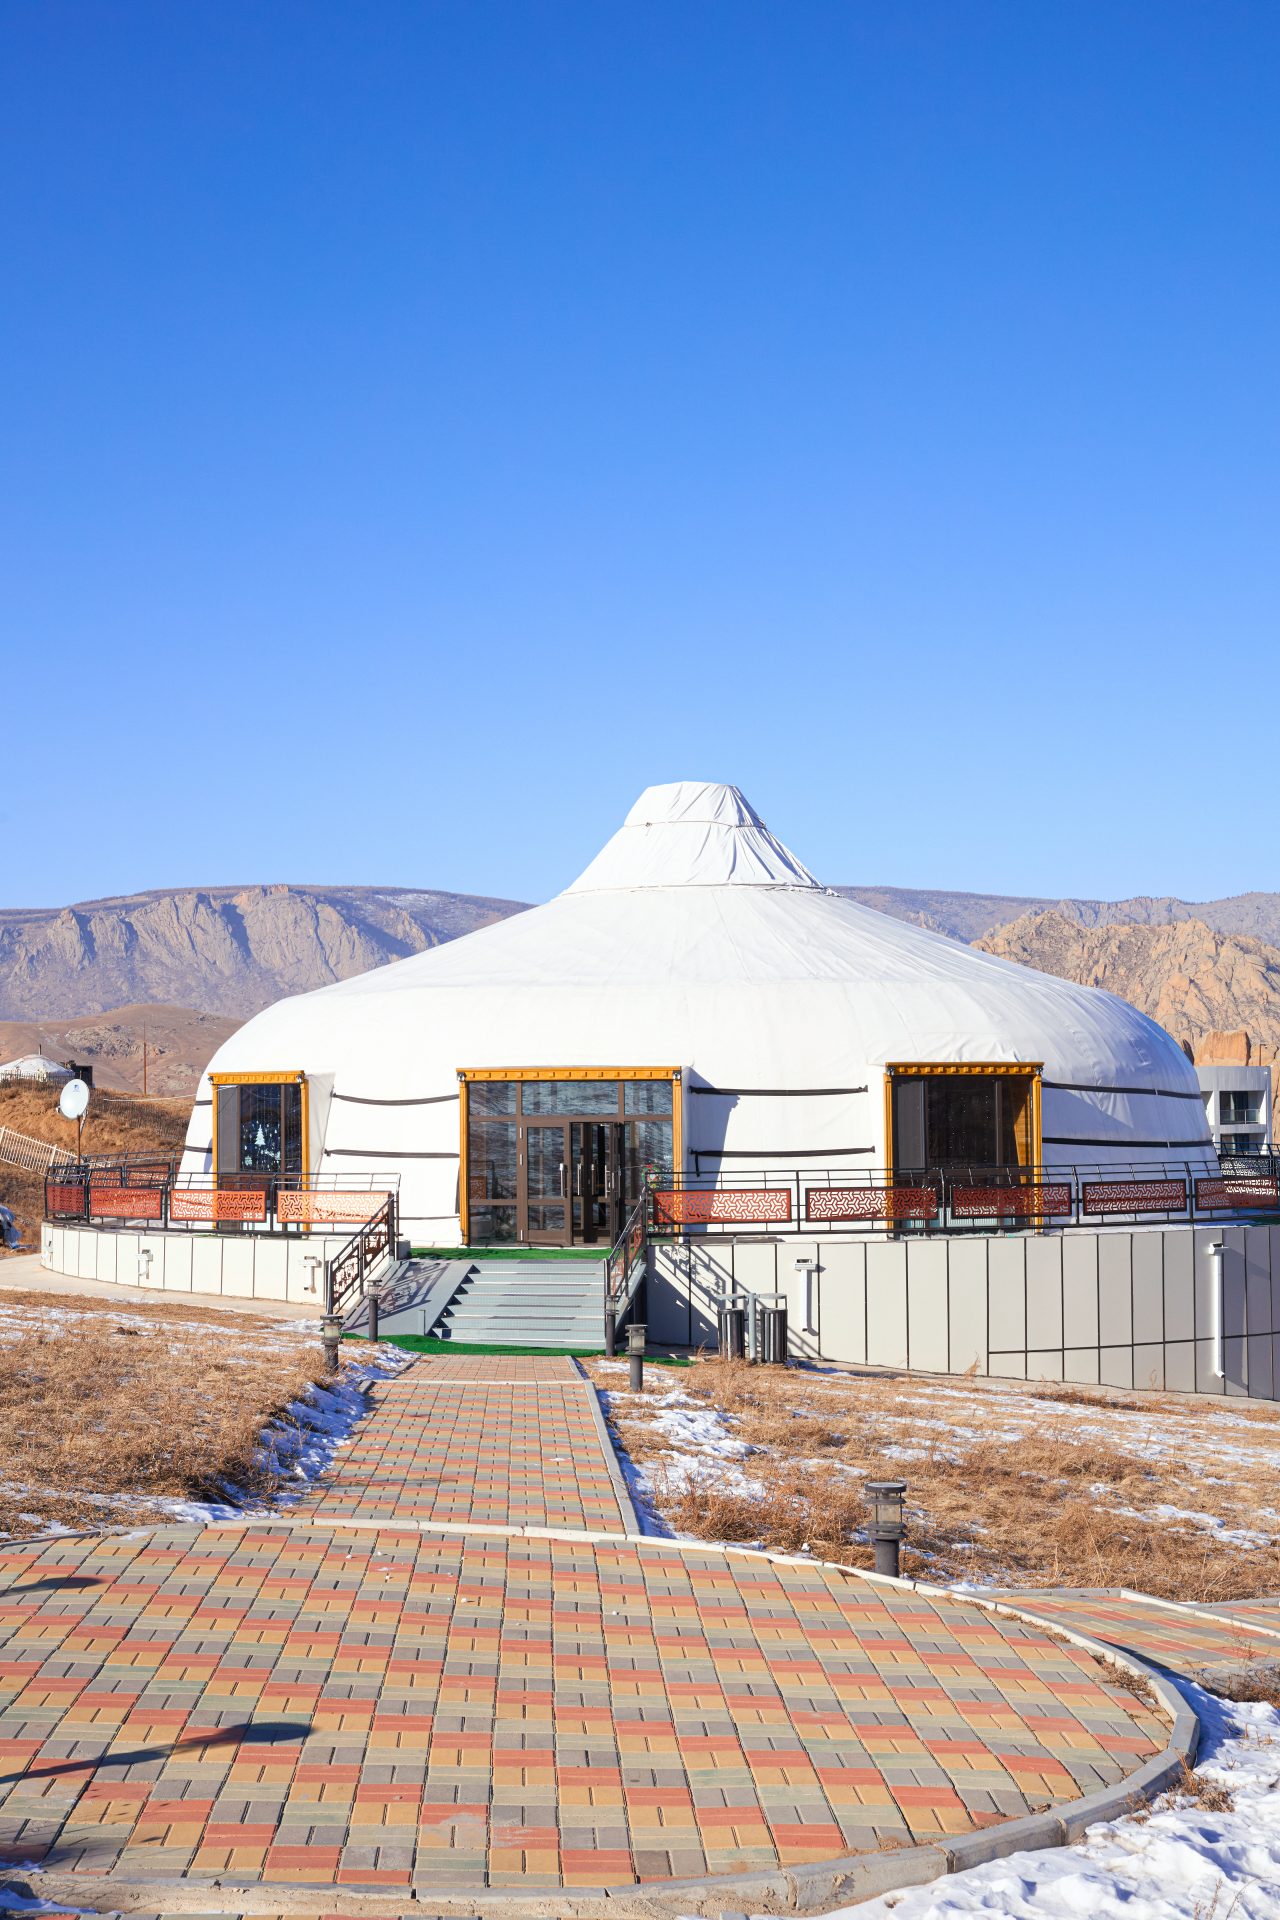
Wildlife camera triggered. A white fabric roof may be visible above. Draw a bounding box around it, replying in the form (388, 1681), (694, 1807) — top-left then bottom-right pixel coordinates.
(185, 782), (1213, 1233)
(0, 1053), (72, 1081)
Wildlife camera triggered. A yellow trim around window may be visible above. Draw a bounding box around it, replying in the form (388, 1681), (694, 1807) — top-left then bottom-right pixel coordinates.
(459, 1066), (679, 1081)
(457, 1066), (683, 1245)
(883, 1062), (1044, 1172)
(209, 1071), (309, 1181)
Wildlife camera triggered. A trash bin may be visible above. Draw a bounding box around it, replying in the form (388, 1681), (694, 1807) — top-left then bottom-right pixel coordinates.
(758, 1303), (788, 1365)
(718, 1304), (747, 1360)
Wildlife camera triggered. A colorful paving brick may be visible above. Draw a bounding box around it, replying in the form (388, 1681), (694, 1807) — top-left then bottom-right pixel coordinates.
(990, 1590), (1280, 1674)
(0, 1521), (1168, 1890)
(299, 1362), (632, 1535)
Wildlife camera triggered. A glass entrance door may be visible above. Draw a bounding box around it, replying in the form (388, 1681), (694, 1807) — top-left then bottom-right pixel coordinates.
(571, 1121), (623, 1245)
(465, 1073), (676, 1249)
(523, 1122), (568, 1245)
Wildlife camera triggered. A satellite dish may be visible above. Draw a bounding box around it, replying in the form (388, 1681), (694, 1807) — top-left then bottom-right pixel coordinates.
(59, 1078), (90, 1121)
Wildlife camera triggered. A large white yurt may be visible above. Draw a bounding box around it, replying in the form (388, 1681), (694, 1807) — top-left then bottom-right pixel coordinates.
(182, 782), (1213, 1244)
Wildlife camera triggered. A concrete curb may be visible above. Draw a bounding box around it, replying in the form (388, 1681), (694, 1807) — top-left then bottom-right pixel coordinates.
(575, 1359), (645, 1532)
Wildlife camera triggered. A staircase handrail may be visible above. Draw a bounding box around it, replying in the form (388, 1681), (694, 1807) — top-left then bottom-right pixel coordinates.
(324, 1193), (397, 1321)
(605, 1192), (647, 1317)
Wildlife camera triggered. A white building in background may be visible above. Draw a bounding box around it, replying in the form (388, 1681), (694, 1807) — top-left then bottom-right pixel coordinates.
(0, 1053), (72, 1085)
(1197, 1062), (1275, 1157)
(181, 781), (1214, 1246)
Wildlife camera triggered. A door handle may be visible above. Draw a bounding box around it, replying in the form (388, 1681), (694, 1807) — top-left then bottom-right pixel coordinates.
(559, 1161), (566, 1199)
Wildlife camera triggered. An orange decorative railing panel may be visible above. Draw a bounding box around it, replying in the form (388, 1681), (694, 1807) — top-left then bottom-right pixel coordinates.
(652, 1188), (792, 1227)
(277, 1190), (391, 1226)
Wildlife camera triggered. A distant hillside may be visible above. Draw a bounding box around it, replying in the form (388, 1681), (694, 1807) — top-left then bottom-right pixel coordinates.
(836, 886), (1280, 947)
(0, 885), (528, 1020)
(4, 877), (1280, 1045)
(0, 1004), (241, 1097)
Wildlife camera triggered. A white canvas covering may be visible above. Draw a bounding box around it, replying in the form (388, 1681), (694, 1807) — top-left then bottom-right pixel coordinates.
(0, 1053), (72, 1084)
(183, 782), (1213, 1237)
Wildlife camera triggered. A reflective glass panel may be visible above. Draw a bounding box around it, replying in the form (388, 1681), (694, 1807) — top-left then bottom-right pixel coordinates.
(471, 1081), (517, 1116)
(239, 1085), (283, 1173)
(282, 1085), (303, 1174)
(525, 1125), (566, 1199)
(627, 1119), (672, 1188)
(468, 1119), (517, 1200)
(624, 1079), (672, 1115)
(528, 1203), (567, 1232)
(471, 1205), (517, 1245)
(522, 1079), (619, 1115)
(924, 1077), (1000, 1170)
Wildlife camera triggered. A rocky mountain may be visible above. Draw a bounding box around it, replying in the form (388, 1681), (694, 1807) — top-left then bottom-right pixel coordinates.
(0, 885), (527, 1021)
(974, 911), (1280, 1054)
(975, 911), (1280, 1138)
(837, 887), (1280, 947)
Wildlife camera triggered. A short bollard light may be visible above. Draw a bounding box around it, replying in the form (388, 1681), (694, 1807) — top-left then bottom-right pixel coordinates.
(865, 1479), (907, 1578)
(366, 1288), (380, 1343)
(627, 1320), (647, 1393)
(321, 1313), (343, 1375)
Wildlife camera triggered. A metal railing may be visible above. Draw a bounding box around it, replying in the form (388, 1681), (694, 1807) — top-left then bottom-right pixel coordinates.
(44, 1161), (400, 1234)
(324, 1195), (398, 1320)
(604, 1193), (648, 1352)
(644, 1158), (1280, 1235)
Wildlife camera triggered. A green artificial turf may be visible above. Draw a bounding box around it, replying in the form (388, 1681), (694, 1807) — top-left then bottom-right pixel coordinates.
(341, 1334), (692, 1364)
(410, 1246), (607, 1262)
(344, 1332), (604, 1357)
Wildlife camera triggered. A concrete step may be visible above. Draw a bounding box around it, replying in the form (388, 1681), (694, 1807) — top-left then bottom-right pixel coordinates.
(420, 1254), (607, 1347)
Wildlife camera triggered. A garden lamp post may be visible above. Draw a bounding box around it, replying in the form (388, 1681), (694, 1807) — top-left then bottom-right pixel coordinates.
(865, 1479), (907, 1578)
(321, 1313), (342, 1375)
(627, 1320), (646, 1393)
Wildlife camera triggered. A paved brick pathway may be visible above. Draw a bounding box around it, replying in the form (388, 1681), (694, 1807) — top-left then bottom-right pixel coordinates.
(0, 1525), (1166, 1891)
(0, 1356), (1179, 1898)
(301, 1361), (630, 1535)
(990, 1589), (1280, 1677)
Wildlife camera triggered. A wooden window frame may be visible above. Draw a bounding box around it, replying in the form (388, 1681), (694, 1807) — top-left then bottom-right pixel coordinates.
(209, 1071), (310, 1181)
(883, 1062), (1043, 1173)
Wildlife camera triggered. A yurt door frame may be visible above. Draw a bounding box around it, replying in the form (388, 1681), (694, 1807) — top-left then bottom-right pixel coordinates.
(459, 1067), (682, 1248)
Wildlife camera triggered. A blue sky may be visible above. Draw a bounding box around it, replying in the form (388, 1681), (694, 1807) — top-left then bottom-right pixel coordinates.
(2, 2), (1275, 908)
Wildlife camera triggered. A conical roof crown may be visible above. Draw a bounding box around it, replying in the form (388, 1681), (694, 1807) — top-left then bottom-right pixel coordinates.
(563, 781), (820, 894)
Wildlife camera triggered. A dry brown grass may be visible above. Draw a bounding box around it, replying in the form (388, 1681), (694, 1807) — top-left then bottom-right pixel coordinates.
(0, 1286), (328, 1539)
(594, 1354), (1280, 1602)
(0, 1080), (188, 1254)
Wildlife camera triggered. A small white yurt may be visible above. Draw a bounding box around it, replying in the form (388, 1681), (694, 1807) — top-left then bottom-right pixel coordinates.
(0, 1053), (73, 1085)
(182, 782), (1212, 1244)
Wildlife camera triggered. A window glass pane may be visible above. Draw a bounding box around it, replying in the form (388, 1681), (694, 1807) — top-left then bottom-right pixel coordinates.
(239, 1085), (283, 1173)
(924, 1077), (1000, 1170)
(624, 1079), (672, 1115)
(627, 1119), (672, 1189)
(522, 1079), (618, 1115)
(471, 1205), (517, 1245)
(525, 1126), (565, 1198)
(528, 1204), (567, 1232)
(468, 1120), (517, 1200)
(470, 1081), (516, 1116)
(282, 1084), (303, 1174)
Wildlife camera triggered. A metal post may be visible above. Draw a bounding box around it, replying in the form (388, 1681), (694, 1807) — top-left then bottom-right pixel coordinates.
(367, 1288), (379, 1343)
(627, 1320), (646, 1392)
(321, 1313), (342, 1374)
(1209, 1240), (1225, 1379)
(604, 1308), (616, 1357)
